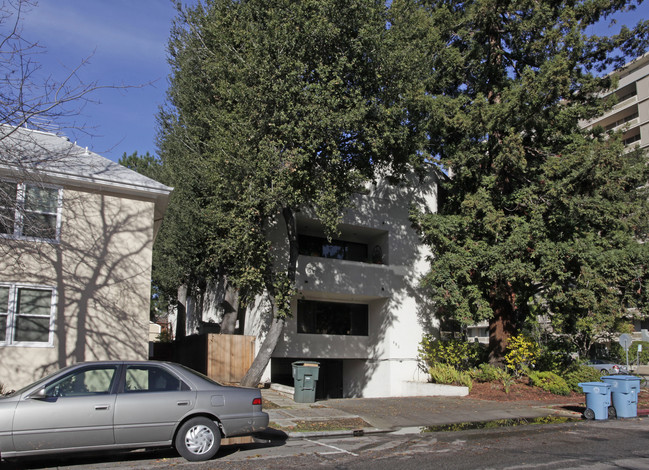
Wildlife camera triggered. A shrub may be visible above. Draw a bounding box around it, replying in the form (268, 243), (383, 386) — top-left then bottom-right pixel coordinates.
(419, 335), (486, 371)
(472, 363), (509, 382)
(504, 334), (539, 377)
(562, 365), (601, 392)
(528, 371), (571, 396)
(536, 349), (574, 374)
(429, 364), (473, 391)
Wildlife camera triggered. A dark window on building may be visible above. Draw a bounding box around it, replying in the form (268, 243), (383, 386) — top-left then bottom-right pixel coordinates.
(298, 235), (368, 262)
(624, 133), (641, 146)
(297, 299), (368, 336)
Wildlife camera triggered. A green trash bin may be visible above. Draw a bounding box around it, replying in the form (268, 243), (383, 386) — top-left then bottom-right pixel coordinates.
(292, 361), (319, 403)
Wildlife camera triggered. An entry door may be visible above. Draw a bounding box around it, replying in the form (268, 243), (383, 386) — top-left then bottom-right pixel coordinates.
(12, 365), (118, 452)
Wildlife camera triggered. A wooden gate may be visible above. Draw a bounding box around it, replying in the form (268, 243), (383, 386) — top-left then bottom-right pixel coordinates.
(206, 334), (256, 384)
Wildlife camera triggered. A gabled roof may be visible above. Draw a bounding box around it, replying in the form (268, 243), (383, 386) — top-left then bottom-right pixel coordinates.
(0, 125), (172, 197)
(0, 125), (173, 236)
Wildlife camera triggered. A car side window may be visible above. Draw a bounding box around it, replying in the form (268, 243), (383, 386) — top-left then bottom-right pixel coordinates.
(124, 365), (187, 393)
(44, 366), (117, 397)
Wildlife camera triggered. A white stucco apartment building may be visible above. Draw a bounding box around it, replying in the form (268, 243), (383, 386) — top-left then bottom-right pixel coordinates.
(243, 172), (446, 399)
(581, 53), (649, 151)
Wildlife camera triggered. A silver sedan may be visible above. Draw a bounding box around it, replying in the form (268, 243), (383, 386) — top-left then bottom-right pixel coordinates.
(0, 360), (269, 462)
(584, 360), (629, 375)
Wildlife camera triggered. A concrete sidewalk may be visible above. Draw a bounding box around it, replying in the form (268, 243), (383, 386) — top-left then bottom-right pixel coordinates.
(261, 368), (649, 438)
(261, 387), (584, 438)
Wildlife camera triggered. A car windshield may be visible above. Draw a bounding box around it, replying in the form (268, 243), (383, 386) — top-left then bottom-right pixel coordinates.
(2, 365), (77, 398)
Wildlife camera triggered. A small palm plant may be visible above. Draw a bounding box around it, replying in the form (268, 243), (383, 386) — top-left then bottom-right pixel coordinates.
(501, 374), (516, 394)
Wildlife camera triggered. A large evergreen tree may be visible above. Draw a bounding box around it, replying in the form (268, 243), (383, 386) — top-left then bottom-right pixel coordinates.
(157, 0), (419, 385)
(406, 0), (649, 361)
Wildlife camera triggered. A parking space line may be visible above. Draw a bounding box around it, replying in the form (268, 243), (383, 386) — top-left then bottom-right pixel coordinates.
(305, 438), (359, 456)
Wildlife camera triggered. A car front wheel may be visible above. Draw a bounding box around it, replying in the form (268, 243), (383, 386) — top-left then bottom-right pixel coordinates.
(175, 417), (221, 461)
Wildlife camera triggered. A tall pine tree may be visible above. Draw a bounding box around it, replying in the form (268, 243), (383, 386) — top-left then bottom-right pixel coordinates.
(405, 0), (649, 361)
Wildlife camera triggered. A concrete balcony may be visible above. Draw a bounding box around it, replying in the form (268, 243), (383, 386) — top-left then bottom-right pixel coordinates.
(612, 94), (638, 112)
(296, 255), (395, 299)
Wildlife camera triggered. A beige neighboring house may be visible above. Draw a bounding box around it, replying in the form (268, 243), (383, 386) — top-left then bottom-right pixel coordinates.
(0, 125), (172, 390)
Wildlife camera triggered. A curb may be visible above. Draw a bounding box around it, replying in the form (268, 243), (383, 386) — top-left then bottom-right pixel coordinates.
(274, 409), (649, 440)
(285, 427), (391, 439)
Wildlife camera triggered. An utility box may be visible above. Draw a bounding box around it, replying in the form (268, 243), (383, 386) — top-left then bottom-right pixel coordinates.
(292, 361), (320, 403)
(601, 375), (641, 418)
(579, 382), (612, 420)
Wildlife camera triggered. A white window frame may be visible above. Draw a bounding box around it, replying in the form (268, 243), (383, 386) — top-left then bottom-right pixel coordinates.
(0, 283), (56, 347)
(0, 180), (63, 242)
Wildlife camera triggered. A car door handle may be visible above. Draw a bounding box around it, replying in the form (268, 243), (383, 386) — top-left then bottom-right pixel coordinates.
(177, 401), (190, 406)
(95, 405), (110, 410)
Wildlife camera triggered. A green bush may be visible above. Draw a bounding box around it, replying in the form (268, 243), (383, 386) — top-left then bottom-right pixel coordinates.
(528, 371), (571, 396)
(429, 364), (473, 391)
(472, 363), (509, 382)
(536, 349), (574, 374)
(419, 336), (486, 371)
(562, 365), (601, 392)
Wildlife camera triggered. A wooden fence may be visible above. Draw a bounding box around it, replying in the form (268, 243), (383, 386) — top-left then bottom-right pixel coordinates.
(154, 333), (256, 384)
(206, 334), (256, 384)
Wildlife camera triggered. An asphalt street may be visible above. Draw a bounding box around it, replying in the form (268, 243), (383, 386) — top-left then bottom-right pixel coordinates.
(4, 417), (649, 470)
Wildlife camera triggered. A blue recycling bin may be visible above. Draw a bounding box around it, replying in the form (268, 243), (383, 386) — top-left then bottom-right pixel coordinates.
(578, 382), (612, 420)
(601, 375), (641, 418)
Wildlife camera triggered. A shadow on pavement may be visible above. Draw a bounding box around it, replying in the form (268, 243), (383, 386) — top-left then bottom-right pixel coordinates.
(0, 434), (289, 469)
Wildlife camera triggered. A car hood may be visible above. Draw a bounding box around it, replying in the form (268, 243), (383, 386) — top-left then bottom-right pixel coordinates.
(0, 394), (20, 403)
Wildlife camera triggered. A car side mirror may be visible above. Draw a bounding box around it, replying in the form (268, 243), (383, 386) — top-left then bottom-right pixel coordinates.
(30, 388), (49, 400)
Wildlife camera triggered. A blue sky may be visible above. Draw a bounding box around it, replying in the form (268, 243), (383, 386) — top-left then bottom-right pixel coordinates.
(21, 0), (188, 162)
(18, 0), (649, 163)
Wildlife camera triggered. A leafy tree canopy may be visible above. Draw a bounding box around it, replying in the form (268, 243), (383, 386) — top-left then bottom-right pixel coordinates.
(156, 0), (424, 384)
(157, 0), (420, 312)
(406, 0), (649, 360)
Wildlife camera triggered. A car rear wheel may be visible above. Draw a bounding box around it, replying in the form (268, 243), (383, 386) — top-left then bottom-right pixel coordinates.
(175, 417), (221, 461)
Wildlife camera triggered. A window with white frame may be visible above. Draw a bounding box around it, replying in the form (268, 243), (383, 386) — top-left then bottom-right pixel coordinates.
(0, 284), (56, 346)
(0, 180), (62, 241)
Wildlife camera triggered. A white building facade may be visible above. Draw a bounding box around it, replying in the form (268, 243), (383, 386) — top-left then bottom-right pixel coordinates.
(244, 172), (443, 398)
(581, 53), (649, 151)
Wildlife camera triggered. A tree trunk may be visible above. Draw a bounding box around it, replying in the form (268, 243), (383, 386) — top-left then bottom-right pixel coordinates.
(220, 309), (238, 334)
(240, 315), (285, 387)
(175, 285), (187, 340)
(220, 280), (239, 334)
(488, 285), (517, 366)
(239, 206), (299, 387)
